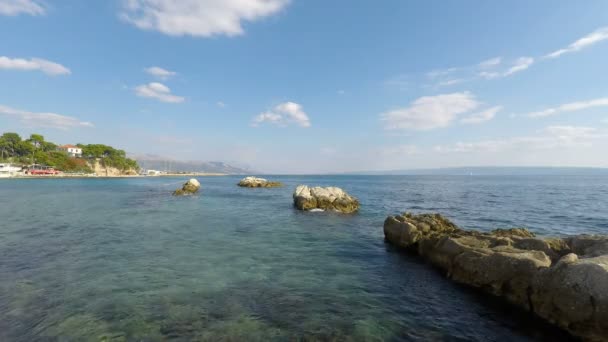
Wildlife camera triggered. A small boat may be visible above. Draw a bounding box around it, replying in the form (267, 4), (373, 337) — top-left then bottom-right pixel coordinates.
(0, 163), (22, 178)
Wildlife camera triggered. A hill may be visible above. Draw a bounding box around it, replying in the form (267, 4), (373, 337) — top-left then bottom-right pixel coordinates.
(135, 157), (252, 174)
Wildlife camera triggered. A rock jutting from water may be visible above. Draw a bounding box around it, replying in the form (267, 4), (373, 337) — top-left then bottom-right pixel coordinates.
(293, 185), (359, 213)
(383, 212), (608, 342)
(173, 178), (201, 196)
(237, 176), (283, 188)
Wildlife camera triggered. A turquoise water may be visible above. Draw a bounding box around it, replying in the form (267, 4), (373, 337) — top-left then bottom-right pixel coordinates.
(1, 175), (607, 341)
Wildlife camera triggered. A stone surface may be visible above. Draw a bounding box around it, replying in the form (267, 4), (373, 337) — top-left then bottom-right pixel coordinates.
(91, 160), (138, 176)
(293, 185), (359, 213)
(237, 176), (283, 188)
(173, 179), (201, 196)
(383, 212), (608, 342)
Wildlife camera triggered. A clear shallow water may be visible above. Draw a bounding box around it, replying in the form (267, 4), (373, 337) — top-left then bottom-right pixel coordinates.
(1, 175), (607, 341)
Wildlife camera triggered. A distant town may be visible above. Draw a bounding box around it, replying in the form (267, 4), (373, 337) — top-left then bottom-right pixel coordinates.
(0, 131), (251, 178)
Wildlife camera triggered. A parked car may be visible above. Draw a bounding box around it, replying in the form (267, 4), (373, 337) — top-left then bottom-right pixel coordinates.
(26, 165), (61, 175)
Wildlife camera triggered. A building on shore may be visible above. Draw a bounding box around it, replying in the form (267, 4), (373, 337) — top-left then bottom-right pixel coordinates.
(57, 145), (83, 158)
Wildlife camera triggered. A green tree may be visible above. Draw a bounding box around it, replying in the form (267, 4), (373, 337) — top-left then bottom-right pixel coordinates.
(28, 134), (45, 147)
(0, 132), (22, 157)
(0, 131), (139, 172)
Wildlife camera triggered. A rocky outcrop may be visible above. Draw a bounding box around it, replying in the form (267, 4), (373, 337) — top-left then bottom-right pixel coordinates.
(173, 179), (201, 196)
(384, 213), (608, 342)
(293, 185), (359, 213)
(90, 160), (137, 177)
(237, 176), (283, 188)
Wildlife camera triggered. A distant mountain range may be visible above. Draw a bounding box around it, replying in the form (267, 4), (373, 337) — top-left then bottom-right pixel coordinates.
(133, 156), (252, 174)
(346, 167), (608, 176)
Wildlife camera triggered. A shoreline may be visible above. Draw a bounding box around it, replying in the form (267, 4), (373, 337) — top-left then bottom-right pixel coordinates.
(1, 173), (229, 179)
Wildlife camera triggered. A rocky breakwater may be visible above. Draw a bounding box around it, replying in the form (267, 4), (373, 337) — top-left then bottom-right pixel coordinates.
(238, 176), (283, 188)
(293, 185), (359, 213)
(173, 179), (201, 196)
(384, 212), (608, 341)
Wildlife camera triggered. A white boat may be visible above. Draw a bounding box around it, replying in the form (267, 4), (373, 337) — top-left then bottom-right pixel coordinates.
(0, 163), (22, 178)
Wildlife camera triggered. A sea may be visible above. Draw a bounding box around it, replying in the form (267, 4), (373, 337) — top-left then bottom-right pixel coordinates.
(1, 175), (607, 341)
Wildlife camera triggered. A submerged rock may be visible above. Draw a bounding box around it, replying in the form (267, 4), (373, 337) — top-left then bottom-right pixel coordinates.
(293, 185), (359, 213)
(384, 212), (608, 342)
(173, 178), (201, 196)
(238, 176), (283, 188)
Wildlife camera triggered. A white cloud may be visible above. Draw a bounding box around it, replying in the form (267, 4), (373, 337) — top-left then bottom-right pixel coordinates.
(478, 57), (501, 69)
(252, 101), (310, 127)
(144, 66), (176, 80)
(426, 67), (459, 79)
(0, 0), (45, 16)
(381, 92), (480, 130)
(120, 0), (290, 37)
(0, 56), (70, 76)
(135, 82), (185, 103)
(0, 104), (94, 130)
(461, 106), (502, 124)
(479, 57), (534, 79)
(217, 101), (226, 108)
(478, 71), (500, 80)
(546, 27), (608, 59)
(437, 78), (466, 87)
(435, 126), (604, 153)
(504, 57), (534, 76)
(425, 56), (528, 87)
(528, 97), (608, 118)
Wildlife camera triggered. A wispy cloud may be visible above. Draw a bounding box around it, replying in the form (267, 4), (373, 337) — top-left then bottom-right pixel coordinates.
(437, 78), (466, 87)
(435, 126), (605, 153)
(0, 104), (94, 129)
(0, 56), (70, 76)
(424, 56), (531, 87)
(217, 101), (226, 108)
(0, 0), (45, 16)
(479, 57), (534, 79)
(381, 92), (481, 130)
(478, 57), (501, 69)
(144, 66), (176, 80)
(528, 97), (608, 118)
(403, 26), (608, 90)
(120, 0), (290, 37)
(252, 101), (311, 128)
(135, 82), (185, 103)
(426, 67), (460, 80)
(504, 57), (534, 76)
(545, 27), (608, 59)
(461, 106), (502, 124)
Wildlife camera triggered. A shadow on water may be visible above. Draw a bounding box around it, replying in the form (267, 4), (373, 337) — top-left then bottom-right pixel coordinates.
(382, 243), (576, 342)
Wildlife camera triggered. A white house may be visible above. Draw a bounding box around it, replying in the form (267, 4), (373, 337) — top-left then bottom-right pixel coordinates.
(58, 145), (83, 158)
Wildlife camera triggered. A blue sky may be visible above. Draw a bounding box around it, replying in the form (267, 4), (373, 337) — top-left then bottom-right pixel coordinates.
(1, 0), (608, 173)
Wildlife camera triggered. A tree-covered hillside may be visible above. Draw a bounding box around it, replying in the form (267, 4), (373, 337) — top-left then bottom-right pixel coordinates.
(0, 132), (139, 173)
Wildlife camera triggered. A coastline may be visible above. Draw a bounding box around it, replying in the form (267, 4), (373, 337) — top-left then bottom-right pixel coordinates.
(1, 172), (229, 179)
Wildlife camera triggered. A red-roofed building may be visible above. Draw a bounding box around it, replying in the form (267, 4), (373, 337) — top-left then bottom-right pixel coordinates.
(58, 145), (83, 158)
